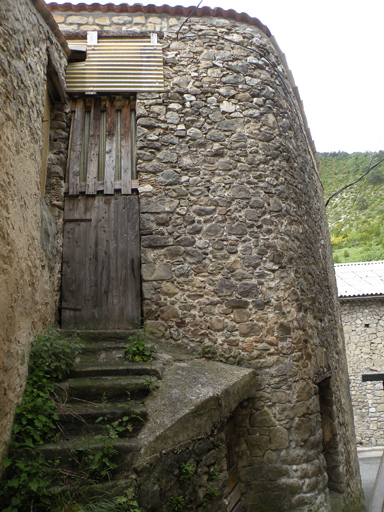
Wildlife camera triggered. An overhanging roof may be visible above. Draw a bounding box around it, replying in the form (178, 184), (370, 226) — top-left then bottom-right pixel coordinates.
(66, 38), (164, 93)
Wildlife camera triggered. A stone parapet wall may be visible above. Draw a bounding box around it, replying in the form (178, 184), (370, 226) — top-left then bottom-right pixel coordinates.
(52, 7), (365, 511)
(0, 0), (67, 465)
(342, 298), (384, 447)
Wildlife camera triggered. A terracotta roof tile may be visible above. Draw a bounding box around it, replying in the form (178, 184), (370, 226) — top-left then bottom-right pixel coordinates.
(46, 2), (271, 37)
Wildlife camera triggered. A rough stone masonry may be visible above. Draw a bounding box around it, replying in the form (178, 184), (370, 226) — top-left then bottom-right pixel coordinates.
(0, 0), (67, 467)
(3, 2), (366, 510)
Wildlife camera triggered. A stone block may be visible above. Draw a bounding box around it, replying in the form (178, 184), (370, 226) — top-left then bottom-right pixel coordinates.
(246, 434), (270, 457)
(239, 323), (261, 337)
(142, 263), (172, 281)
(269, 427), (289, 450)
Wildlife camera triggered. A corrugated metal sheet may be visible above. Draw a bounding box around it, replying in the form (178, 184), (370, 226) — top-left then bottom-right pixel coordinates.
(66, 38), (164, 93)
(334, 261), (384, 298)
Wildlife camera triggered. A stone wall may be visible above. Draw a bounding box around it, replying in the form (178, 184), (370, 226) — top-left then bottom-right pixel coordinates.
(137, 430), (229, 512)
(342, 298), (384, 447)
(51, 5), (366, 511)
(0, 0), (67, 465)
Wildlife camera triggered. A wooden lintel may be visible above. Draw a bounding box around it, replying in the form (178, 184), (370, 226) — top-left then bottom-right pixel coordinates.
(64, 180), (139, 194)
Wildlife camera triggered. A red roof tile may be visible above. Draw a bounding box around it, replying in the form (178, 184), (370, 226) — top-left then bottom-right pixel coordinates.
(46, 2), (271, 37)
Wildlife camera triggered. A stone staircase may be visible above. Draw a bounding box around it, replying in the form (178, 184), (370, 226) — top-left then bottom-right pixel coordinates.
(40, 330), (163, 484)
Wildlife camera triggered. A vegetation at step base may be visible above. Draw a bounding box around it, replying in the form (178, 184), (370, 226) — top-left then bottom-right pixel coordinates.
(196, 345), (217, 360)
(0, 328), (84, 512)
(57, 484), (142, 512)
(95, 409), (143, 438)
(125, 324), (155, 363)
(320, 151), (384, 263)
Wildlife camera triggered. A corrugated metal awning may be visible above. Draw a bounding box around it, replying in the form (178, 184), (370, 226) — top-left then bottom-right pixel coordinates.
(66, 38), (164, 93)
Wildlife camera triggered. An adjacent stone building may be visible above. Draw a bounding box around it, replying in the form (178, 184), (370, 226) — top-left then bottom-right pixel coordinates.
(0, 0), (69, 465)
(0, 1), (367, 510)
(335, 261), (384, 448)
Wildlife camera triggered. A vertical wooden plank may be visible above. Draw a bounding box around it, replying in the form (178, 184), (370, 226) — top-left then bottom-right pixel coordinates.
(121, 99), (132, 195)
(86, 98), (101, 195)
(61, 197), (88, 328)
(115, 109), (122, 182)
(104, 98), (116, 195)
(126, 196), (141, 327)
(68, 99), (85, 196)
(98, 110), (106, 182)
(79, 110), (90, 183)
(130, 96), (137, 181)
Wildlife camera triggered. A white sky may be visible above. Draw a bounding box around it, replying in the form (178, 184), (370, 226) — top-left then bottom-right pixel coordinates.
(53, 0), (384, 153)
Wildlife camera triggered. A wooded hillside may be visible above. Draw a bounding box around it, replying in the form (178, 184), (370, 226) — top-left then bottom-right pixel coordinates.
(320, 151), (384, 263)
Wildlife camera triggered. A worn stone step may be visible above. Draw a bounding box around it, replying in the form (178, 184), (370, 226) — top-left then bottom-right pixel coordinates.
(51, 478), (133, 500)
(56, 402), (147, 437)
(70, 361), (163, 379)
(61, 329), (137, 343)
(55, 376), (153, 403)
(75, 341), (127, 364)
(39, 437), (140, 471)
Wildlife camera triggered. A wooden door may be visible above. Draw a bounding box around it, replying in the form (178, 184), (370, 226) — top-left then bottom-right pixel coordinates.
(61, 96), (140, 330)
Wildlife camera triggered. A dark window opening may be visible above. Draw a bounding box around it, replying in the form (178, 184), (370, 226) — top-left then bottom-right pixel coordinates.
(318, 377), (344, 495)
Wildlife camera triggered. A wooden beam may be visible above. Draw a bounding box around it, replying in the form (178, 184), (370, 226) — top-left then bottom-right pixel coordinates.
(104, 98), (116, 195)
(68, 99), (85, 196)
(121, 99), (132, 195)
(86, 98), (101, 195)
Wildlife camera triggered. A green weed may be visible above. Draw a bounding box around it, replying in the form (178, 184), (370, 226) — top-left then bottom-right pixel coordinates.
(125, 326), (154, 363)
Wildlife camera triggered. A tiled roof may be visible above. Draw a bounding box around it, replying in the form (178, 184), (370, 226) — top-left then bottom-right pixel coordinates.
(335, 261), (384, 298)
(46, 2), (272, 36)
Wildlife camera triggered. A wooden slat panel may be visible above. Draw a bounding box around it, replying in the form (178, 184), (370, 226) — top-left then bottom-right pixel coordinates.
(86, 98), (101, 195)
(121, 100), (132, 195)
(61, 195), (141, 329)
(68, 99), (85, 195)
(104, 99), (116, 195)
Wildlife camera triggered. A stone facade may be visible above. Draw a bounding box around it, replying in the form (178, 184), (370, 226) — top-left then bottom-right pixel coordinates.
(0, 2), (364, 510)
(342, 298), (384, 447)
(50, 5), (366, 510)
(0, 0), (68, 464)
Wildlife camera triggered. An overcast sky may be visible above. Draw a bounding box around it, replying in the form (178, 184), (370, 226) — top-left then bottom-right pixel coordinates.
(53, 0), (384, 154)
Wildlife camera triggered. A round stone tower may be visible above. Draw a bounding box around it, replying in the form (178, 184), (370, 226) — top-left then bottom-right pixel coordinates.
(51, 4), (366, 511)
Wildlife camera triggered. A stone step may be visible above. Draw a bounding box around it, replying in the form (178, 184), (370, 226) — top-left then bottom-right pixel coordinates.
(61, 329), (137, 343)
(39, 437), (140, 471)
(56, 402), (147, 437)
(70, 361), (163, 379)
(50, 477), (133, 500)
(55, 375), (153, 403)
(75, 341), (127, 364)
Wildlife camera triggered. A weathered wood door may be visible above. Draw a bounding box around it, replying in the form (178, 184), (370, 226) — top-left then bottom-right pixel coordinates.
(61, 96), (140, 330)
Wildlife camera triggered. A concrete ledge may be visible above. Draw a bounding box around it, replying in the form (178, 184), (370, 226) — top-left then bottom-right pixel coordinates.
(358, 447), (384, 459)
(369, 451), (384, 512)
(137, 359), (255, 462)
